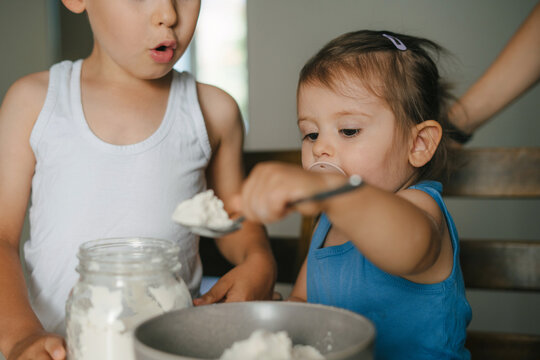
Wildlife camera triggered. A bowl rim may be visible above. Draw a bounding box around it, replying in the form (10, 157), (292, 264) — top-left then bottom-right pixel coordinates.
(134, 301), (376, 360)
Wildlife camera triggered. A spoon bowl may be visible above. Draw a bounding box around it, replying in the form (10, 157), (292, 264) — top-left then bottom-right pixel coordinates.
(183, 217), (245, 238)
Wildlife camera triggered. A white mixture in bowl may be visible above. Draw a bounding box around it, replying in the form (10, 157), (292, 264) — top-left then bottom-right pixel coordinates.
(172, 190), (233, 229)
(219, 329), (325, 360)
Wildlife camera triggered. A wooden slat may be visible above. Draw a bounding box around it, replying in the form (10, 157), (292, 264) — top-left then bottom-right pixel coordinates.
(199, 237), (233, 277)
(443, 147), (540, 198)
(200, 236), (300, 283)
(465, 331), (540, 360)
(243, 149), (302, 174)
(270, 237), (301, 283)
(243, 148), (540, 197)
(460, 239), (540, 291)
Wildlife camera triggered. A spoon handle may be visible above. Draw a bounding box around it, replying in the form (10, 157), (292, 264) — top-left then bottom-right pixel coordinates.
(288, 175), (364, 206)
(231, 175), (362, 225)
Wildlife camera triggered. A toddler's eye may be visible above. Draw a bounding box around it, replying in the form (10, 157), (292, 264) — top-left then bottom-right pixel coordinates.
(340, 129), (360, 137)
(303, 133), (318, 141)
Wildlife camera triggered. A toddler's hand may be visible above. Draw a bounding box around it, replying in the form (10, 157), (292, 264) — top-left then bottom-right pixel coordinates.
(237, 162), (344, 223)
(7, 331), (66, 360)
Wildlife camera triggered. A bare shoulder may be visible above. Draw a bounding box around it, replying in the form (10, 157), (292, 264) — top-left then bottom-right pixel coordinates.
(0, 70), (49, 131)
(195, 82), (240, 122)
(195, 82), (244, 150)
(2, 71), (49, 107)
(0, 72), (48, 246)
(0, 70), (49, 173)
(397, 187), (444, 230)
(398, 186), (455, 283)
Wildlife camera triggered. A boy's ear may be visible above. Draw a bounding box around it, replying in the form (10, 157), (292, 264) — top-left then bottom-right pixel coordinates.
(61, 0), (86, 14)
(408, 120), (442, 168)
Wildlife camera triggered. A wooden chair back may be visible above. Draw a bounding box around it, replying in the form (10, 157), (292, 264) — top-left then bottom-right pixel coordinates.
(443, 147), (540, 359)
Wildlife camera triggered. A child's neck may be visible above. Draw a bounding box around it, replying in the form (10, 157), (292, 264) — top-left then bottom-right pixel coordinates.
(79, 57), (173, 146)
(83, 50), (172, 92)
(398, 170), (421, 191)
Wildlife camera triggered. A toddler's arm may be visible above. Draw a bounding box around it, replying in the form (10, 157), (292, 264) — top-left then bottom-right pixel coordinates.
(0, 74), (66, 360)
(287, 258), (308, 302)
(191, 83), (276, 305)
(234, 162), (452, 285)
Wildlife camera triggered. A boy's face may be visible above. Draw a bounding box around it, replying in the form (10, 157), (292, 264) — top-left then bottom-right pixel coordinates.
(297, 82), (416, 192)
(84, 0), (201, 79)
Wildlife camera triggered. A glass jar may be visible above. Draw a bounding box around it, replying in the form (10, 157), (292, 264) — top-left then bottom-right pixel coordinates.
(66, 237), (192, 360)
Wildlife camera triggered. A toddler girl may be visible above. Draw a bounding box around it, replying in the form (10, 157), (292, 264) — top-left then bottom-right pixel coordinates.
(233, 30), (471, 359)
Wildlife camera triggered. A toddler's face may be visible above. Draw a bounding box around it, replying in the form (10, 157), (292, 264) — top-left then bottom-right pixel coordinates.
(85, 0), (200, 79)
(297, 82), (415, 192)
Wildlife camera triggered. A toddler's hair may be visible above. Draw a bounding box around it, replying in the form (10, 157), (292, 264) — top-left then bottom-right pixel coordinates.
(298, 30), (456, 182)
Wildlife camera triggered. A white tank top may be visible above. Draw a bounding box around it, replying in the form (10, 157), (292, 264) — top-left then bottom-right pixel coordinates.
(25, 60), (211, 334)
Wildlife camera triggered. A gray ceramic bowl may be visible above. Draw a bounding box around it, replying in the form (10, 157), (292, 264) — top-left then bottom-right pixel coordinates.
(134, 301), (375, 360)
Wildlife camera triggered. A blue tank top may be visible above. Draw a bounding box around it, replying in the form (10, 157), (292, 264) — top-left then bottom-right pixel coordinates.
(307, 181), (471, 359)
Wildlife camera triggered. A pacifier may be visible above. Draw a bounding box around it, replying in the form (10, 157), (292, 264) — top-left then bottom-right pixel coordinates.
(308, 161), (346, 175)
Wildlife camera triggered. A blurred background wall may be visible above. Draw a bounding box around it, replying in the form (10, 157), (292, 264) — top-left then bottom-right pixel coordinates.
(0, 1), (538, 354)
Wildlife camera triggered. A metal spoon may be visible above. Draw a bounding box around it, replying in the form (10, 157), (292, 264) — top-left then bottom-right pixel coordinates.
(184, 175), (363, 238)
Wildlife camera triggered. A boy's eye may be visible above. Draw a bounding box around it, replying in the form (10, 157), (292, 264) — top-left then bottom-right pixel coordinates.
(303, 133), (318, 141)
(340, 129), (360, 137)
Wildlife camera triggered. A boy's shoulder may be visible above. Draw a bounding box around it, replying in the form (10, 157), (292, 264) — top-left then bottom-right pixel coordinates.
(195, 81), (239, 118)
(1, 70), (50, 121)
(0, 70), (50, 163)
(195, 81), (243, 147)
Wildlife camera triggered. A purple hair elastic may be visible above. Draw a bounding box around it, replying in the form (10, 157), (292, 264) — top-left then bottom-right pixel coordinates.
(382, 33), (407, 51)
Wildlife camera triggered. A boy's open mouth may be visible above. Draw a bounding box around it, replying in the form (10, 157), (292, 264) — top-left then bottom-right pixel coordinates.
(150, 41), (177, 63)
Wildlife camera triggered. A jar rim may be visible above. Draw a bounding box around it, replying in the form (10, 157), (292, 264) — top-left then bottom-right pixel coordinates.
(77, 237), (181, 274)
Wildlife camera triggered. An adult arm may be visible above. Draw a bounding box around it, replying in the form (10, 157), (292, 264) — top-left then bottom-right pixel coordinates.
(0, 73), (66, 359)
(450, 2), (540, 136)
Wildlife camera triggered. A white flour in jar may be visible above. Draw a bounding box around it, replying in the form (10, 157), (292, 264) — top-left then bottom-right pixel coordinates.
(67, 282), (191, 360)
(219, 329), (325, 360)
(172, 189), (233, 229)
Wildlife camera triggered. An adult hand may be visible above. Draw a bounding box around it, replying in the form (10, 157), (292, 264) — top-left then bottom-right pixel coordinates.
(7, 331), (66, 360)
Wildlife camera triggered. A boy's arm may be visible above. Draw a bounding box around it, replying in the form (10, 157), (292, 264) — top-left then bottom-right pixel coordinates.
(193, 82), (276, 305)
(0, 73), (66, 359)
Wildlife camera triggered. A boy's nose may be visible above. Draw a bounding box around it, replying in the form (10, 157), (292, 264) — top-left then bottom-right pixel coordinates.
(152, 0), (178, 27)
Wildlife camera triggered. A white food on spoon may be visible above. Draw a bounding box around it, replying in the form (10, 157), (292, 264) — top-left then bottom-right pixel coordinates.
(172, 190), (233, 229)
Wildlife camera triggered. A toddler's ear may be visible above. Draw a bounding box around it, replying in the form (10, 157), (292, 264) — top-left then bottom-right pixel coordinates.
(61, 0), (86, 14)
(408, 120), (442, 168)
